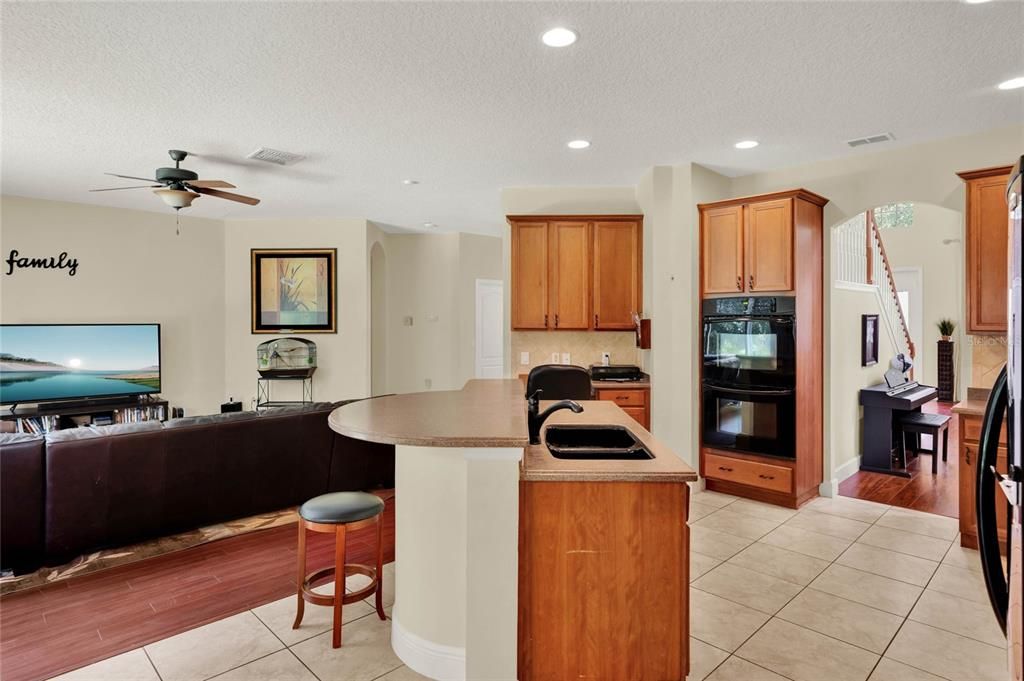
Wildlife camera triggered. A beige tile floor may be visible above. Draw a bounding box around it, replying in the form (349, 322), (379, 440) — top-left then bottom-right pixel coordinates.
(51, 491), (1005, 681)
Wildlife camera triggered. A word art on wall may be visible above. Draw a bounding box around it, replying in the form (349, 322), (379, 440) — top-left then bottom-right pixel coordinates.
(5, 250), (79, 277)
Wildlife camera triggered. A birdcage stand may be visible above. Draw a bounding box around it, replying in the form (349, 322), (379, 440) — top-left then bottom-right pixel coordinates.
(256, 375), (314, 411)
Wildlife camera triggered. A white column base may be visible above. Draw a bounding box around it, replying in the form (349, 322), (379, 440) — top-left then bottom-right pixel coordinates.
(392, 613), (466, 681)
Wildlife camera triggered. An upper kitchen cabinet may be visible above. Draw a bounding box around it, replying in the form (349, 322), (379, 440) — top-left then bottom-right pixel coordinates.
(746, 199), (794, 292)
(507, 215), (643, 331)
(593, 220), (642, 329)
(701, 205), (744, 294)
(511, 221), (549, 329)
(958, 166), (1013, 335)
(548, 221), (591, 329)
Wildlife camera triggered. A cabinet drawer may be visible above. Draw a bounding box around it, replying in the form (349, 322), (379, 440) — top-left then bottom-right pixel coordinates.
(621, 407), (648, 429)
(704, 452), (792, 494)
(962, 415), (1007, 445)
(596, 389), (647, 407)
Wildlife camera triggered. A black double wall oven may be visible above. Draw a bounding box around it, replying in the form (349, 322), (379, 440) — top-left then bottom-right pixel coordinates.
(702, 296), (797, 459)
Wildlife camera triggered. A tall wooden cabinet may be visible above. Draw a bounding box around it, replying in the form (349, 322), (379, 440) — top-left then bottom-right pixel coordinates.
(507, 215), (643, 331)
(697, 189), (828, 509)
(958, 165), (1013, 335)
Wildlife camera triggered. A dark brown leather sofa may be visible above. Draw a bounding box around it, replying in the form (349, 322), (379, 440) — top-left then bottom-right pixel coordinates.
(0, 433), (46, 574)
(0, 401), (393, 573)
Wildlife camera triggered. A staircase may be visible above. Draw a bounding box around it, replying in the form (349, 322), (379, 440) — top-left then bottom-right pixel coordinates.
(834, 209), (916, 364)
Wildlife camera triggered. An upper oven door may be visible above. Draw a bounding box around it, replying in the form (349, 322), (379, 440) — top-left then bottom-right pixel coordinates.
(703, 315), (796, 389)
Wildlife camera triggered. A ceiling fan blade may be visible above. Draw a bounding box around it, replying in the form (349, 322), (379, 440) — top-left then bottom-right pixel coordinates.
(192, 186), (260, 205)
(186, 180), (236, 189)
(106, 172), (162, 183)
(89, 185), (161, 192)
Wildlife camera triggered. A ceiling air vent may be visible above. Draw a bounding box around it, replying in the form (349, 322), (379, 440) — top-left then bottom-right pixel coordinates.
(246, 147), (305, 165)
(846, 132), (895, 148)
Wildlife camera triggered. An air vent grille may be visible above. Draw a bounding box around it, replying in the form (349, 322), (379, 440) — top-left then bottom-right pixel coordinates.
(846, 132), (895, 148)
(246, 147), (305, 165)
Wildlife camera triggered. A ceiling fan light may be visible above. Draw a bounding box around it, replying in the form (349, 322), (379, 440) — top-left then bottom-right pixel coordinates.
(154, 188), (199, 209)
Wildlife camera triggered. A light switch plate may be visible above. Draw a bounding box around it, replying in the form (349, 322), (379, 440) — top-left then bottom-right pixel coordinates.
(602, 352), (611, 366)
(551, 352), (559, 363)
(520, 352), (530, 365)
(561, 352), (571, 365)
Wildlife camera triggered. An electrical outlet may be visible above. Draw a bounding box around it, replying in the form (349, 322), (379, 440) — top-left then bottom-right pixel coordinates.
(561, 352), (571, 365)
(520, 352), (530, 365)
(424, 378), (432, 389)
(551, 352), (559, 363)
(601, 352), (611, 366)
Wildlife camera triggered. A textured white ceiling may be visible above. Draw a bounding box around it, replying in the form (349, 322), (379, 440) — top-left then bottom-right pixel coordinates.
(2, 1), (1022, 235)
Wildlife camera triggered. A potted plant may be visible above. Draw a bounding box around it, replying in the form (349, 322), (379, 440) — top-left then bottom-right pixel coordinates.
(937, 319), (955, 341)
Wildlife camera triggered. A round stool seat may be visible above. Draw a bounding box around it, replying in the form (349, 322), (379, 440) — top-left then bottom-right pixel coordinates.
(299, 491), (384, 524)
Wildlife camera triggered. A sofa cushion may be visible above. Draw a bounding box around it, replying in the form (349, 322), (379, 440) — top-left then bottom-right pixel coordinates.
(257, 402), (335, 418)
(45, 421), (163, 443)
(0, 432), (45, 444)
(164, 411), (259, 429)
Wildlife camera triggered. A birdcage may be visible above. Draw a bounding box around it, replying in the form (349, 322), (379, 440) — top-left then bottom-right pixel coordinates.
(256, 337), (317, 378)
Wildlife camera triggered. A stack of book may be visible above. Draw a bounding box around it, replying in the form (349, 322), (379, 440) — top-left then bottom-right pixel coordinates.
(15, 415), (59, 434)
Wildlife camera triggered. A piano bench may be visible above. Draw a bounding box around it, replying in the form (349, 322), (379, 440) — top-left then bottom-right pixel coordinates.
(898, 412), (951, 475)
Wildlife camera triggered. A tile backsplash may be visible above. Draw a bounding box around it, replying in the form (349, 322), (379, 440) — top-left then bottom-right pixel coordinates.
(512, 331), (640, 373)
(969, 335), (1007, 389)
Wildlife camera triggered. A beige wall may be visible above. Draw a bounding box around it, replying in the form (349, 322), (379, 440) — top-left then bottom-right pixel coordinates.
(0, 196), (226, 415)
(222, 218), (372, 407)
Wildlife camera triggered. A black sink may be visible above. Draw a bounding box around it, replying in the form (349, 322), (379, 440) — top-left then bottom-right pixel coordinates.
(544, 425), (653, 460)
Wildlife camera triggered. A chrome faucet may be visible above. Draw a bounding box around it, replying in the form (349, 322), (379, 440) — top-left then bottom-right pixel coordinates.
(527, 389), (584, 445)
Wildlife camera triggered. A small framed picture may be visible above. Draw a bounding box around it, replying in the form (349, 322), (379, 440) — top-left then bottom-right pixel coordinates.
(251, 249), (337, 334)
(862, 314), (879, 367)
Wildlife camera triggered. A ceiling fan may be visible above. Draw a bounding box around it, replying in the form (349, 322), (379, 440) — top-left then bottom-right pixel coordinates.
(90, 149), (261, 210)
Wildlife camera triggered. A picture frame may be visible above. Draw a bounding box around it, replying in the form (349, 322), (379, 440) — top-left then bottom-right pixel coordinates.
(251, 248), (337, 334)
(861, 314), (879, 367)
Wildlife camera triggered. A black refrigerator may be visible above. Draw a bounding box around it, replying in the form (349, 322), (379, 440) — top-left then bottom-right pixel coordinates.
(978, 155), (1023, 681)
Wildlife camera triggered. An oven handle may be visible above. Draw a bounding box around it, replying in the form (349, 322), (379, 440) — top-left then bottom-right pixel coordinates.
(703, 315), (794, 324)
(703, 383), (795, 396)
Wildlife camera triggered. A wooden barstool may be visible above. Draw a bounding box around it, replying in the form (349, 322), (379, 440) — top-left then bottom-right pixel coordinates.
(293, 491), (387, 648)
(898, 412), (952, 475)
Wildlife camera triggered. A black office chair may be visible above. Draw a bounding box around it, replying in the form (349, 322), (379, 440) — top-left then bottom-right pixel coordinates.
(525, 364), (593, 401)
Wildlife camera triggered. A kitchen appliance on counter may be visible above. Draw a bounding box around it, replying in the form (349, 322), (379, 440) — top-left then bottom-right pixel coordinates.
(589, 364), (645, 382)
(701, 296), (797, 459)
(977, 155), (1023, 681)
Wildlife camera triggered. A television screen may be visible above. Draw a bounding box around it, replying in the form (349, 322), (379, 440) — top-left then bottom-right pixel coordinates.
(0, 324), (161, 405)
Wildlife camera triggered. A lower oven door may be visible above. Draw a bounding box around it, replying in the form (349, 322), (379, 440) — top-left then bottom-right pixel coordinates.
(702, 384), (796, 459)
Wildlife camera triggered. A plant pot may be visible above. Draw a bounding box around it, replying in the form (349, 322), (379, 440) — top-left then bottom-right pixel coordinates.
(941, 335), (952, 341)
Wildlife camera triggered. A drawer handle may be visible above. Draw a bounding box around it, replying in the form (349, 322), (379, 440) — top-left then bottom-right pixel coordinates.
(554, 313), (559, 328)
(749, 274), (754, 289)
(718, 466), (733, 473)
(736, 275), (742, 290)
(759, 474), (775, 480)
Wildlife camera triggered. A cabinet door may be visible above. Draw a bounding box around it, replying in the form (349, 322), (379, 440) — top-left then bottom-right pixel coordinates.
(592, 221), (642, 329)
(746, 199), (793, 292)
(548, 222), (591, 329)
(511, 221), (550, 329)
(960, 438), (978, 543)
(701, 205), (744, 294)
(966, 174), (1010, 333)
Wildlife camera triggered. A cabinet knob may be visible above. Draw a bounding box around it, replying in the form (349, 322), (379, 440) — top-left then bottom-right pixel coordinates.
(544, 314), (549, 328)
(554, 314), (559, 328)
(594, 314), (599, 328)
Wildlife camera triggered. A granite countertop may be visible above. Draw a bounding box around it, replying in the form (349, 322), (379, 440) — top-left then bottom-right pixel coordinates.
(328, 379), (529, 447)
(516, 372), (651, 390)
(952, 387), (993, 416)
(521, 400), (696, 483)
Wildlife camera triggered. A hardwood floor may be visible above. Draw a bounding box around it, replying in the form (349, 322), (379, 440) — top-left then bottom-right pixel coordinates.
(0, 496), (395, 681)
(839, 401), (959, 518)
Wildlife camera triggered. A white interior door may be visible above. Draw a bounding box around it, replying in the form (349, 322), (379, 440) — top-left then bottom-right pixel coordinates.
(475, 279), (504, 378)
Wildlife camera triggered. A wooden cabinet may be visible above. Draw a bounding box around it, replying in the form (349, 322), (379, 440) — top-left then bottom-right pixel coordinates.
(700, 198), (793, 295)
(511, 221), (549, 329)
(704, 451), (793, 495)
(595, 386), (649, 429)
(508, 216), (643, 331)
(702, 205), (744, 294)
(593, 221), (642, 329)
(959, 166), (1013, 334)
(746, 199), (794, 292)
(519, 479), (689, 680)
(549, 221), (591, 329)
(959, 410), (1009, 549)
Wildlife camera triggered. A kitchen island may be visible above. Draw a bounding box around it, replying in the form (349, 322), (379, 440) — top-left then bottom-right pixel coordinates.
(329, 379), (696, 681)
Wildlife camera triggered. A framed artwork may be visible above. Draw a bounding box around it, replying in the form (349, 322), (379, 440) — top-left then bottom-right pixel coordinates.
(861, 314), (879, 367)
(251, 248), (336, 334)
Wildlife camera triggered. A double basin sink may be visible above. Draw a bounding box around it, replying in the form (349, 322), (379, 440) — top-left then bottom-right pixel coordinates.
(543, 425), (653, 460)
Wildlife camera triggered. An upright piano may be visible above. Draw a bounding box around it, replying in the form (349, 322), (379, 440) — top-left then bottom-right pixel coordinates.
(859, 382), (939, 477)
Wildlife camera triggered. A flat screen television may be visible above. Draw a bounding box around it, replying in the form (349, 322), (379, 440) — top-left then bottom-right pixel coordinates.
(0, 324), (161, 405)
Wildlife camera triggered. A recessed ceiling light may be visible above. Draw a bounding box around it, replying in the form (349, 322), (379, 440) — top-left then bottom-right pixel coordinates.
(541, 27), (577, 48)
(998, 76), (1024, 90)
(402, 179), (419, 185)
(567, 139), (590, 150)
(734, 140), (759, 149)
(963, 0), (992, 4)
(423, 222), (436, 229)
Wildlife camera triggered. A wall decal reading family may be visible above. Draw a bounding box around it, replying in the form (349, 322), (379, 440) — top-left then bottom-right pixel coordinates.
(5, 250), (79, 276)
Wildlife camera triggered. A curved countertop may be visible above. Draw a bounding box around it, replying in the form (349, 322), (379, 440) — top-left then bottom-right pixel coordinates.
(328, 379), (529, 447)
